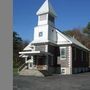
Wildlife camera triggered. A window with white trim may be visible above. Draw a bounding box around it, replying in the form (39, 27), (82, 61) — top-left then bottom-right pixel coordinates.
(60, 47), (66, 60)
(39, 32), (43, 37)
(39, 14), (46, 21)
(61, 69), (65, 74)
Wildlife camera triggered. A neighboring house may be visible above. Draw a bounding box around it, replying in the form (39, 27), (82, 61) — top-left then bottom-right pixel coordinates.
(19, 0), (89, 76)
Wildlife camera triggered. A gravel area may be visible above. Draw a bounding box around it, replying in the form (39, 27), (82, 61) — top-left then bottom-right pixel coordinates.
(13, 72), (90, 90)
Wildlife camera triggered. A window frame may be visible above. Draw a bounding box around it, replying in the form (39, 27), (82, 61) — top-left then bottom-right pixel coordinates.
(48, 14), (55, 23)
(61, 69), (66, 74)
(39, 32), (43, 37)
(81, 51), (83, 62)
(60, 47), (67, 60)
(39, 14), (47, 21)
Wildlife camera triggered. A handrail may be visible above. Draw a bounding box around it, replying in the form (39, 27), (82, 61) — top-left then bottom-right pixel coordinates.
(18, 63), (26, 73)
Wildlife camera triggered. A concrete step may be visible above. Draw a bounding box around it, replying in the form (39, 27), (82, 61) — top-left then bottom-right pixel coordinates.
(19, 69), (44, 77)
(19, 69), (52, 77)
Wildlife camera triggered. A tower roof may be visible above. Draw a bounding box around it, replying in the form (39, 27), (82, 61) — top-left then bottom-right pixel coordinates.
(36, 0), (57, 17)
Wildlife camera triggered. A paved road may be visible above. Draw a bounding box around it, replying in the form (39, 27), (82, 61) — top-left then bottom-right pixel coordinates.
(13, 72), (90, 90)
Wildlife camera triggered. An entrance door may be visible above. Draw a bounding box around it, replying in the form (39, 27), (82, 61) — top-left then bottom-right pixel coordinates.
(37, 56), (46, 65)
(36, 56), (46, 70)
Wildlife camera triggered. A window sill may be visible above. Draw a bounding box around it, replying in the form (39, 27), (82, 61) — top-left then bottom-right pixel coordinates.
(60, 58), (66, 60)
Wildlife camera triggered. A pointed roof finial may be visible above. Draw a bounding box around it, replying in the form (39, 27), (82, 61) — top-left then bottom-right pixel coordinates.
(36, 0), (57, 17)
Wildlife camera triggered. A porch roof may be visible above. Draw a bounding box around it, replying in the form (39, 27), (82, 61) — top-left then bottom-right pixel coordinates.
(19, 51), (53, 56)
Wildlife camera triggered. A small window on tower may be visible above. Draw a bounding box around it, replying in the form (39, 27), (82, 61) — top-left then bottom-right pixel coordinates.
(39, 32), (43, 37)
(40, 14), (46, 21)
(48, 14), (55, 23)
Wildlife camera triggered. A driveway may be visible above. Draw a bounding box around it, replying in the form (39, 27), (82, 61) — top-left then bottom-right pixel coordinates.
(13, 72), (90, 90)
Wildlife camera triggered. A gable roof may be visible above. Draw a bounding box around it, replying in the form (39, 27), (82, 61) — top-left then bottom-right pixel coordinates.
(56, 29), (72, 44)
(23, 43), (34, 51)
(36, 0), (57, 17)
(56, 29), (89, 51)
(67, 36), (89, 50)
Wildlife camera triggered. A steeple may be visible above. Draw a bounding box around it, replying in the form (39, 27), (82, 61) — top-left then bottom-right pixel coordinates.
(36, 0), (57, 17)
(33, 0), (57, 44)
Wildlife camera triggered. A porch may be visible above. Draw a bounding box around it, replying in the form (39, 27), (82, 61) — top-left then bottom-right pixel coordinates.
(19, 51), (53, 71)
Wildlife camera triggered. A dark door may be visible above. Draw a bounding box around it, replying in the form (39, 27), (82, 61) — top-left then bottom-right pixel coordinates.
(37, 56), (46, 65)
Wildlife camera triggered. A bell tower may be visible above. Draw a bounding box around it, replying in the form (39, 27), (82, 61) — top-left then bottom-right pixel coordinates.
(32, 0), (57, 44)
(36, 0), (56, 26)
(36, 0), (56, 25)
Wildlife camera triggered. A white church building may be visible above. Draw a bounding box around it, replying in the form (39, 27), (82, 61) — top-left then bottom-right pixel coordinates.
(19, 0), (89, 76)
